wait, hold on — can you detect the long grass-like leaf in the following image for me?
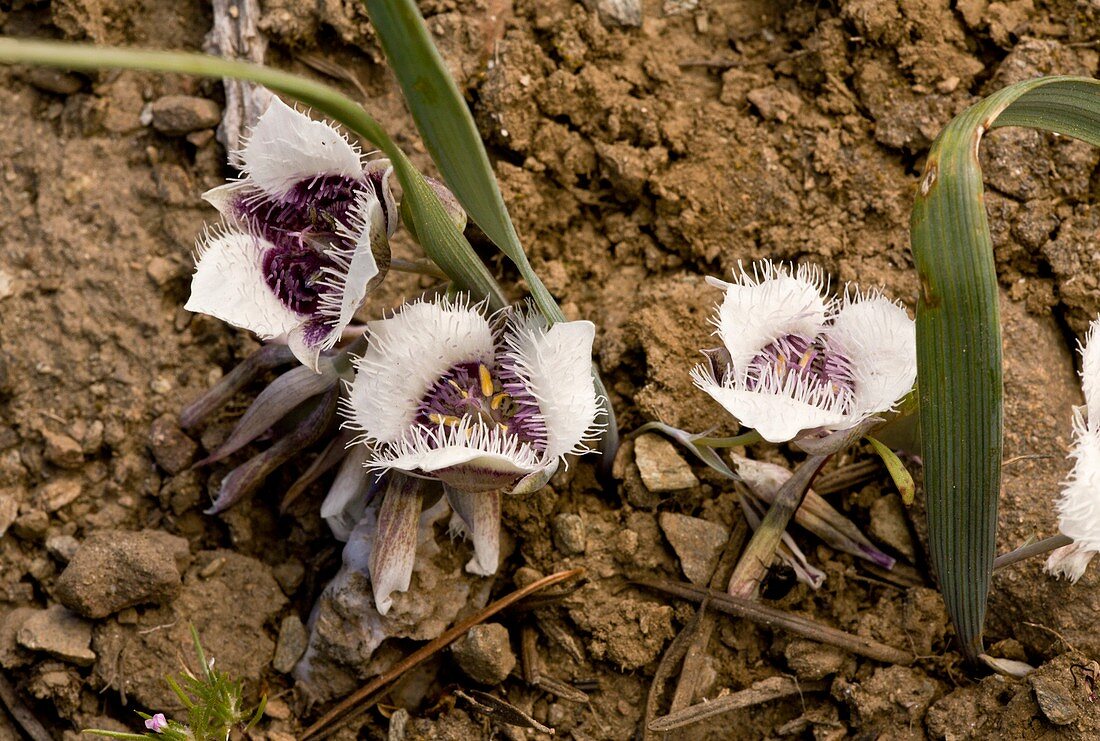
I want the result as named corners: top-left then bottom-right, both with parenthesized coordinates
top-left (911, 75), bottom-right (1100, 662)
top-left (360, 0), bottom-right (620, 466)
top-left (0, 38), bottom-right (506, 308)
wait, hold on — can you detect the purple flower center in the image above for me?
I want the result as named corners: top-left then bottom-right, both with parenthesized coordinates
top-left (417, 360), bottom-right (546, 449)
top-left (746, 334), bottom-right (856, 405)
top-left (235, 174), bottom-right (379, 315)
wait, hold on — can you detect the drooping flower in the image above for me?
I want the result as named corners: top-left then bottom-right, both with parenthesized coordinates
top-left (341, 295), bottom-right (603, 611)
top-left (185, 97), bottom-right (398, 372)
top-left (144, 713), bottom-right (168, 733)
top-left (1046, 317), bottom-right (1100, 583)
top-left (691, 260), bottom-right (916, 445)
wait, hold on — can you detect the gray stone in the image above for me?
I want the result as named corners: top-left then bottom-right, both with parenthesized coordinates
top-left (43, 431), bottom-right (83, 469)
top-left (784, 639), bottom-right (848, 680)
top-left (272, 559), bottom-right (305, 595)
top-left (658, 512), bottom-right (727, 585)
top-left (634, 434), bottom-right (698, 493)
top-left (45, 534), bottom-right (80, 563)
top-left (12, 510), bottom-right (49, 541)
top-left (869, 494), bottom-right (916, 561)
top-left (18, 68), bottom-right (83, 95)
top-left (451, 623), bottom-right (515, 685)
top-left (34, 478), bottom-right (83, 513)
top-left (585, 0), bottom-right (642, 27)
top-left (148, 95), bottom-right (222, 136)
top-left (273, 615), bottom-right (308, 674)
top-left (55, 530), bottom-right (187, 618)
top-left (0, 492), bottom-right (17, 538)
top-left (149, 415), bottom-right (198, 475)
top-left (1031, 674), bottom-right (1079, 725)
top-left (552, 513), bottom-right (586, 555)
top-left (17, 605), bottom-right (95, 667)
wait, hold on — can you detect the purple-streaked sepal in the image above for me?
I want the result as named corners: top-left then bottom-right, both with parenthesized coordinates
top-left (205, 385), bottom-right (338, 514)
top-left (738, 494), bottom-right (825, 590)
top-left (180, 344), bottom-right (296, 432)
top-left (444, 486), bottom-right (502, 577)
top-left (197, 363), bottom-right (338, 466)
top-left (369, 474), bottom-right (425, 615)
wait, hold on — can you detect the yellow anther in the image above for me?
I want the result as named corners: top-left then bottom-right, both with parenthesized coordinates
top-left (447, 379), bottom-right (469, 398)
top-left (490, 392), bottom-right (510, 410)
top-left (775, 354), bottom-right (787, 376)
top-left (798, 350), bottom-right (814, 369)
top-left (478, 364), bottom-right (495, 397)
top-left (429, 413), bottom-right (462, 427)
top-left (497, 422), bottom-right (509, 433)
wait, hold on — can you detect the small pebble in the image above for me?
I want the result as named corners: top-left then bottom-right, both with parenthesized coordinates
top-left (451, 623), bottom-right (516, 685)
top-left (784, 639), bottom-right (848, 680)
top-left (45, 534), bottom-right (80, 563)
top-left (148, 95), bottom-right (222, 136)
top-left (149, 414), bottom-right (198, 475)
top-left (634, 434), bottom-right (699, 492)
top-left (272, 615), bottom-right (308, 673)
top-left (869, 494), bottom-right (916, 561)
top-left (34, 479), bottom-right (83, 513)
top-left (587, 0), bottom-right (642, 27)
top-left (658, 512), bottom-right (727, 585)
top-left (43, 431), bottom-right (83, 469)
top-left (16, 605), bottom-right (96, 667)
top-left (552, 513), bottom-right (586, 555)
top-left (12, 510), bottom-right (50, 542)
top-left (273, 560), bottom-right (305, 595)
top-left (0, 492), bottom-right (18, 538)
top-left (1031, 674), bottom-right (1079, 725)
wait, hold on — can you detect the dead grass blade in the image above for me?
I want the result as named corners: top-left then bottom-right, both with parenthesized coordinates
top-left (649, 676), bottom-right (829, 732)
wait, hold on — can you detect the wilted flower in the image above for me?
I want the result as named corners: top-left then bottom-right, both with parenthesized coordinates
top-left (1046, 317), bottom-right (1100, 583)
top-left (185, 97), bottom-right (397, 371)
top-left (144, 713), bottom-right (168, 733)
top-left (691, 260), bottom-right (916, 445)
top-left (341, 295), bottom-right (602, 611)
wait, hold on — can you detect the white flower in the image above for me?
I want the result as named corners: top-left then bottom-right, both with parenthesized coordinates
top-left (185, 97), bottom-right (398, 372)
top-left (691, 260), bottom-right (916, 444)
top-left (1046, 317), bottom-right (1100, 583)
top-left (342, 295), bottom-right (603, 579)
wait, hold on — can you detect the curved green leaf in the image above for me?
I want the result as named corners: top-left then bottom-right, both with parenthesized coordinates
top-left (911, 75), bottom-right (1100, 662)
top-left (361, 0), bottom-right (620, 468)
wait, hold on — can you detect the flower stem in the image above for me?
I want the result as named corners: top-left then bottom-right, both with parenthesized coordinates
top-left (726, 453), bottom-right (830, 599)
top-left (694, 430), bottom-right (763, 448)
top-left (389, 257), bottom-right (449, 280)
top-left (992, 533), bottom-right (1072, 571)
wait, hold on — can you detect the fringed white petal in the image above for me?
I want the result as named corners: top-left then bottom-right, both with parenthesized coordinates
top-left (345, 296), bottom-right (495, 444)
top-left (691, 364), bottom-right (849, 443)
top-left (184, 228), bottom-right (304, 339)
top-left (445, 487), bottom-right (502, 576)
top-left (501, 313), bottom-right (603, 459)
top-left (239, 97), bottom-right (363, 198)
top-left (1054, 423), bottom-right (1100, 551)
top-left (1081, 317), bottom-right (1100, 424)
top-left (325, 191), bottom-right (384, 334)
top-left (827, 291), bottom-right (916, 419)
top-left (1045, 542), bottom-right (1096, 583)
top-left (709, 260), bottom-right (829, 374)
top-left (370, 417), bottom-right (542, 493)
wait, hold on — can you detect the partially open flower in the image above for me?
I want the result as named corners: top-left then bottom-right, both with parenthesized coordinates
top-left (343, 295), bottom-right (603, 584)
top-left (1046, 317), bottom-right (1100, 583)
top-left (185, 97), bottom-right (398, 371)
top-left (691, 260), bottom-right (916, 445)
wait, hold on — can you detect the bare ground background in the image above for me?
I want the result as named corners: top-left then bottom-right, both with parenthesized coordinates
top-left (1, 0), bottom-right (1100, 738)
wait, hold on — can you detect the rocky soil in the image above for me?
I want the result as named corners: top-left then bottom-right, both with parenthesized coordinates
top-left (1, 0), bottom-right (1099, 739)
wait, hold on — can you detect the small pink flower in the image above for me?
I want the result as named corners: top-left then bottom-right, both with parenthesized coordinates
top-left (144, 713), bottom-right (168, 733)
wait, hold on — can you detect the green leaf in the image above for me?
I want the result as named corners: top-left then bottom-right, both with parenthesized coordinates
top-left (865, 436), bottom-right (916, 506)
top-left (360, 0), bottom-right (619, 466)
top-left (911, 75), bottom-right (1100, 663)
